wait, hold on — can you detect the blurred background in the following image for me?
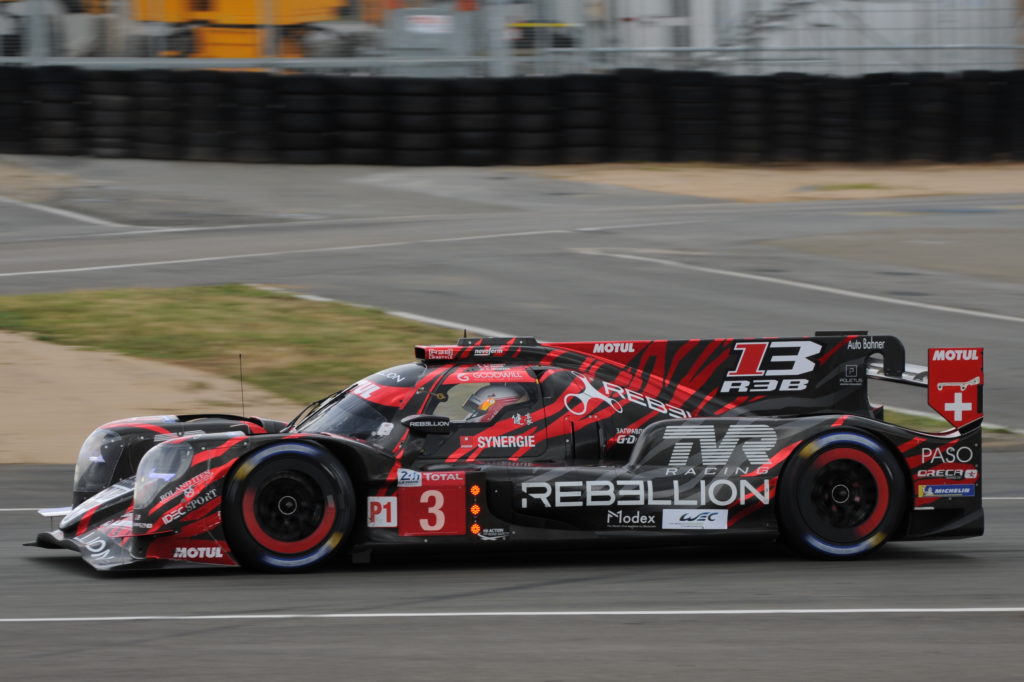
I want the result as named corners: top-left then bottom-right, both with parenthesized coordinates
top-left (1, 0), bottom-right (1021, 76)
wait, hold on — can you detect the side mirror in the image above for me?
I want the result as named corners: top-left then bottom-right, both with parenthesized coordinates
top-left (401, 414), bottom-right (452, 435)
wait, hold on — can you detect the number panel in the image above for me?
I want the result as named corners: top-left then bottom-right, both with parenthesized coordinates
top-left (397, 471), bottom-right (466, 536)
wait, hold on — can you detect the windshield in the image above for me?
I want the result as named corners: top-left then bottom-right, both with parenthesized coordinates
top-left (292, 392), bottom-right (397, 441)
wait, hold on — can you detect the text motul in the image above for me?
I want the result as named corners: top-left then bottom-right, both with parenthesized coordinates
top-left (932, 349), bottom-right (980, 361)
top-left (593, 342), bottom-right (636, 353)
top-left (173, 546), bottom-right (223, 559)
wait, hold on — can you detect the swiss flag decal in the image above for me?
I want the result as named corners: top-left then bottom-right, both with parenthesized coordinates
top-left (928, 348), bottom-right (983, 428)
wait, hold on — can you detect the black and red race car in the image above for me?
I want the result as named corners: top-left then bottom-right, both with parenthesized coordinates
top-left (33, 332), bottom-right (984, 571)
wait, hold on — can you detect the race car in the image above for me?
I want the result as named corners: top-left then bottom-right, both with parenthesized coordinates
top-left (33, 332), bottom-right (984, 571)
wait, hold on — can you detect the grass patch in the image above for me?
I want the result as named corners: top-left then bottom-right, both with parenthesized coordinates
top-left (884, 409), bottom-right (952, 433)
top-left (0, 285), bottom-right (461, 404)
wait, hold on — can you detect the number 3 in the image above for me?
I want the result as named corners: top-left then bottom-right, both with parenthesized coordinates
top-left (420, 489), bottom-right (445, 531)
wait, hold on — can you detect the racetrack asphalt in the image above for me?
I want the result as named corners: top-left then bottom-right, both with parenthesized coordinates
top-left (1, 156), bottom-right (1022, 680)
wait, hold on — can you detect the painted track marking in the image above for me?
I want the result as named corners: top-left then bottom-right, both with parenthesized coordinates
top-left (2, 607), bottom-right (1024, 624)
top-left (0, 229), bottom-right (568, 278)
top-left (0, 195), bottom-right (126, 228)
top-left (577, 249), bottom-right (1024, 325)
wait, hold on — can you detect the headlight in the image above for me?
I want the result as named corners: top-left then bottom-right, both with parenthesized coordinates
top-left (134, 440), bottom-right (194, 509)
top-left (73, 429), bottom-right (124, 497)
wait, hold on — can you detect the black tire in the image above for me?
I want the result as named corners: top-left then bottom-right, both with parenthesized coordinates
top-left (507, 147), bottom-right (555, 165)
top-left (561, 146), bottom-right (608, 163)
top-left (778, 431), bottom-right (907, 559)
top-left (223, 443), bottom-right (354, 572)
top-left (340, 94), bottom-right (387, 112)
top-left (338, 147), bottom-right (387, 165)
top-left (394, 114), bottom-right (445, 132)
top-left (136, 142), bottom-right (179, 159)
top-left (394, 132), bottom-right (445, 150)
top-left (231, 149), bottom-right (275, 163)
top-left (452, 130), bottom-right (499, 148)
top-left (392, 96), bottom-right (445, 115)
top-left (452, 96), bottom-right (501, 114)
top-left (36, 120), bottom-right (80, 137)
top-left (135, 80), bottom-right (178, 97)
top-left (184, 146), bottom-right (225, 162)
top-left (233, 89), bottom-right (273, 106)
top-left (281, 94), bottom-right (332, 112)
top-left (279, 131), bottom-right (329, 149)
top-left (281, 148), bottom-right (334, 164)
top-left (451, 147), bottom-right (502, 165)
top-left (335, 112), bottom-right (385, 130)
top-left (278, 75), bottom-right (330, 95)
top-left (338, 130), bottom-right (385, 147)
top-left (450, 113), bottom-right (502, 131)
top-left (138, 110), bottom-right (178, 127)
top-left (137, 126), bottom-right (177, 144)
top-left (32, 83), bottom-right (82, 102)
top-left (233, 120), bottom-right (275, 135)
top-left (91, 145), bottom-right (134, 159)
top-left (279, 112), bottom-right (332, 132)
top-left (89, 109), bottom-right (133, 126)
top-left (32, 102), bottom-right (77, 120)
top-left (563, 110), bottom-right (607, 128)
top-left (394, 149), bottom-right (447, 165)
top-left (33, 138), bottom-right (83, 155)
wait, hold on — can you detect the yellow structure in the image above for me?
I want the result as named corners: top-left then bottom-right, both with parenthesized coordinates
top-left (130, 0), bottom-right (343, 57)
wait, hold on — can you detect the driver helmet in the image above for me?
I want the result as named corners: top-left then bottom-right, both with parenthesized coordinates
top-left (463, 384), bottom-right (528, 422)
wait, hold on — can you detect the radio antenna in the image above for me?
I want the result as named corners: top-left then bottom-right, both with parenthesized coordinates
top-left (238, 353), bottom-right (246, 416)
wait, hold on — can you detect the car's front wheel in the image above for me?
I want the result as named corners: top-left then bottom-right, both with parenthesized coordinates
top-left (223, 443), bottom-right (354, 572)
top-left (778, 431), bottom-right (907, 559)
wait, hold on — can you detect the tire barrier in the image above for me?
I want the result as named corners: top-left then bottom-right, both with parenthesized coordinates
top-left (1, 66), bottom-right (1024, 165)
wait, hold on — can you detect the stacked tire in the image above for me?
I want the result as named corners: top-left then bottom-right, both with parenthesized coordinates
top-left (449, 77), bottom-right (505, 166)
top-left (180, 71), bottom-right (228, 162)
top-left (722, 75), bottom-right (769, 163)
top-left (664, 71), bottom-right (720, 163)
top-left (227, 71), bottom-right (277, 164)
top-left (277, 73), bottom-right (334, 164)
top-left (814, 76), bottom-right (860, 162)
top-left (84, 70), bottom-right (135, 159)
top-left (391, 77), bottom-right (448, 166)
top-left (903, 72), bottom-right (951, 162)
top-left (134, 70), bottom-right (182, 160)
top-left (335, 76), bottom-right (391, 165)
top-left (859, 72), bottom-right (905, 163)
top-left (505, 76), bottom-right (559, 165)
top-left (768, 72), bottom-right (813, 162)
top-left (954, 70), bottom-right (998, 162)
top-left (0, 66), bottom-right (30, 154)
top-left (1008, 71), bottom-right (1024, 161)
top-left (31, 66), bottom-right (84, 156)
top-left (559, 74), bottom-right (612, 164)
top-left (612, 69), bottom-right (665, 162)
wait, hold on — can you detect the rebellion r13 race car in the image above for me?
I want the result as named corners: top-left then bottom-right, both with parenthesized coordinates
top-left (33, 332), bottom-right (984, 571)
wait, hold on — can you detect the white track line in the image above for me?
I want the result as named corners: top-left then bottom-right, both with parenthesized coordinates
top-left (0, 229), bottom-right (570, 279)
top-left (250, 285), bottom-right (513, 339)
top-left (577, 249), bottom-right (1024, 325)
top-left (0, 195), bottom-right (126, 228)
top-left (2, 607), bottom-right (1023, 624)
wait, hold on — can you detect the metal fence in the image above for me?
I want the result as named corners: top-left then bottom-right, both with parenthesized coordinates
top-left (1, 0), bottom-right (1022, 75)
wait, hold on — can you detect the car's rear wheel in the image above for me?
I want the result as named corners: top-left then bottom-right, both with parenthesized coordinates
top-left (778, 431), bottom-right (906, 559)
top-left (223, 443), bottom-right (354, 572)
